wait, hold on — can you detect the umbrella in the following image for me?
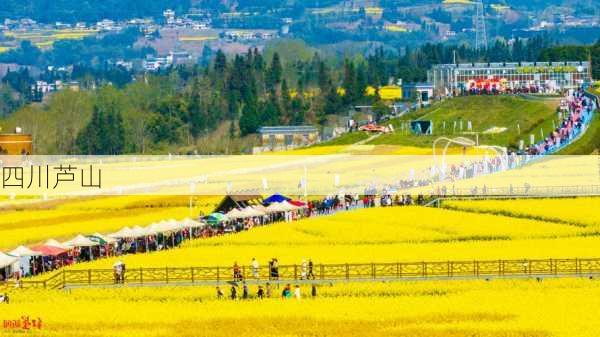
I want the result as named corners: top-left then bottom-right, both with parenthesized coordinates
top-left (63, 235), bottom-right (100, 248)
top-left (30, 245), bottom-right (68, 256)
top-left (0, 252), bottom-right (18, 269)
top-left (263, 193), bottom-right (290, 205)
top-left (9, 246), bottom-right (42, 257)
top-left (205, 213), bottom-right (228, 225)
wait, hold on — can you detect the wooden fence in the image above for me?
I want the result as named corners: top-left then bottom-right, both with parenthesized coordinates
top-left (18, 257), bottom-right (600, 290)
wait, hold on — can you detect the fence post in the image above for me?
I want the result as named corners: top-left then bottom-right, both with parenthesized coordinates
top-left (447, 261), bottom-right (451, 277)
top-left (345, 263), bottom-right (349, 280)
top-left (216, 266), bottom-right (220, 283)
top-left (422, 262), bottom-right (426, 278)
top-left (396, 262), bottom-right (400, 278)
top-left (371, 263), bottom-right (375, 279)
top-left (166, 267), bottom-right (169, 283)
top-left (320, 264), bottom-right (324, 280)
top-left (576, 258), bottom-right (580, 275)
top-left (140, 268), bottom-right (143, 284)
top-left (88, 269), bottom-right (91, 285)
top-left (191, 267), bottom-right (195, 283)
top-left (294, 264), bottom-right (298, 280)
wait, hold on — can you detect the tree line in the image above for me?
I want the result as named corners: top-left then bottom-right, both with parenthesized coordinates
top-left (2, 36), bottom-right (599, 154)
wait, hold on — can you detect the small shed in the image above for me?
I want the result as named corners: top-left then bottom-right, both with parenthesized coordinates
top-left (258, 126), bottom-right (319, 151)
top-left (402, 82), bottom-right (434, 103)
top-left (214, 195), bottom-right (264, 214)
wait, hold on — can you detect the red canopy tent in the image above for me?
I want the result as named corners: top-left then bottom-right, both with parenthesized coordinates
top-left (30, 245), bottom-right (68, 256)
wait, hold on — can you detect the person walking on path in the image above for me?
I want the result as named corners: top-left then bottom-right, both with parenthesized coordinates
top-left (307, 259), bottom-right (315, 280)
top-left (230, 285), bottom-right (237, 300)
top-left (301, 259), bottom-right (307, 280)
top-left (294, 285), bottom-right (301, 299)
top-left (257, 286), bottom-right (264, 299)
top-left (233, 261), bottom-right (243, 281)
top-left (266, 282), bottom-right (272, 298)
top-left (242, 282), bottom-right (249, 299)
top-left (216, 286), bottom-right (224, 299)
top-left (251, 258), bottom-right (260, 279)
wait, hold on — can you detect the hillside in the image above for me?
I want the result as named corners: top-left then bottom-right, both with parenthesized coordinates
top-left (306, 95), bottom-right (558, 154)
top-left (372, 95), bottom-right (558, 149)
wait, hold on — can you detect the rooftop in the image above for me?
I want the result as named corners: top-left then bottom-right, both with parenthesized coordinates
top-left (258, 126), bottom-right (319, 134)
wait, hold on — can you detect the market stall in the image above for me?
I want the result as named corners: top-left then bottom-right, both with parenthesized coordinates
top-left (63, 235), bottom-right (101, 261)
top-left (0, 252), bottom-right (18, 281)
top-left (8, 246), bottom-right (42, 276)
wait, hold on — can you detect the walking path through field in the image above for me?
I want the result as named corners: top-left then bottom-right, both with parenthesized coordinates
top-left (19, 257), bottom-right (600, 290)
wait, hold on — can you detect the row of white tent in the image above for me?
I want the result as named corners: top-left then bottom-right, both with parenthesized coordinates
top-left (108, 218), bottom-right (204, 239)
top-left (0, 218), bottom-right (205, 270)
top-left (1, 202), bottom-right (307, 271)
top-left (225, 201), bottom-right (304, 219)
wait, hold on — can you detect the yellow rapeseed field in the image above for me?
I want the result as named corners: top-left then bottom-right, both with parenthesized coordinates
top-left (2, 278), bottom-right (600, 336)
top-left (444, 197), bottom-right (600, 227)
top-left (45, 203), bottom-right (600, 273)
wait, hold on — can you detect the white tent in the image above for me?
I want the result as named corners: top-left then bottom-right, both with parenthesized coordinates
top-left (9, 246), bottom-right (42, 257)
top-left (131, 226), bottom-right (152, 238)
top-left (243, 206), bottom-right (265, 217)
top-left (45, 239), bottom-right (72, 250)
top-left (146, 220), bottom-right (179, 234)
top-left (8, 246), bottom-right (40, 276)
top-left (108, 227), bottom-right (137, 239)
top-left (0, 252), bottom-right (18, 269)
top-left (63, 235), bottom-right (100, 248)
top-left (181, 218), bottom-right (204, 228)
top-left (226, 208), bottom-right (247, 219)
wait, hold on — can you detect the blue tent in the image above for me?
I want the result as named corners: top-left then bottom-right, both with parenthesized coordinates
top-left (263, 193), bottom-right (290, 205)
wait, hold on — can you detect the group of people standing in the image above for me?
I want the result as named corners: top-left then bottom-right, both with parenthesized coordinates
top-left (233, 258), bottom-right (316, 281)
top-left (217, 282), bottom-right (317, 300)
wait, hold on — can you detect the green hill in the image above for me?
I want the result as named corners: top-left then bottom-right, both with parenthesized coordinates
top-left (368, 95), bottom-right (558, 149)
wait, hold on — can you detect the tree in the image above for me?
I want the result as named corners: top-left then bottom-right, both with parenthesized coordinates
top-left (342, 59), bottom-right (357, 105)
top-left (214, 49), bottom-right (227, 74)
top-left (239, 100), bottom-right (260, 136)
top-left (280, 79), bottom-right (292, 124)
top-left (266, 52), bottom-right (282, 91)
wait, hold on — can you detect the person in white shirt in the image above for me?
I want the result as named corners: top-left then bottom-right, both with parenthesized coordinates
top-left (251, 258), bottom-right (259, 279)
top-left (294, 285), bottom-right (301, 299)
